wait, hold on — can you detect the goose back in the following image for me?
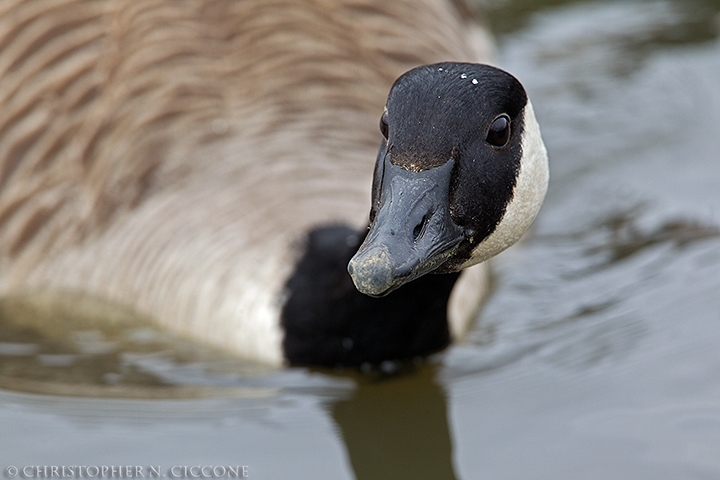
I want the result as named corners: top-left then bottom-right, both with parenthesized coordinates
top-left (0, 0), bottom-right (492, 365)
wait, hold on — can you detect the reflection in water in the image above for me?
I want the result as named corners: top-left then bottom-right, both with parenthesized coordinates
top-left (0, 288), bottom-right (457, 479)
top-left (331, 363), bottom-right (456, 480)
top-left (484, 0), bottom-right (720, 44)
top-left (587, 215), bottom-right (720, 264)
top-left (0, 292), bottom-right (275, 398)
top-left (534, 212), bottom-right (720, 276)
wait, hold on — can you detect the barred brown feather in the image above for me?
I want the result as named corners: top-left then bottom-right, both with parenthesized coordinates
top-left (0, 0), bottom-right (490, 364)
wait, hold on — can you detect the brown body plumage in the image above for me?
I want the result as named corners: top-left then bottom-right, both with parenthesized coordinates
top-left (0, 0), bottom-right (491, 364)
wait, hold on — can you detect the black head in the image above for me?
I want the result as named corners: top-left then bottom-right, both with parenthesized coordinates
top-left (348, 62), bottom-right (548, 297)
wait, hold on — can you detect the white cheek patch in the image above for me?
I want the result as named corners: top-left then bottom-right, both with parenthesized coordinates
top-left (459, 100), bottom-right (549, 268)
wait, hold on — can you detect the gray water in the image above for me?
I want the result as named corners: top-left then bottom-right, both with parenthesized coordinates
top-left (2, 0), bottom-right (720, 478)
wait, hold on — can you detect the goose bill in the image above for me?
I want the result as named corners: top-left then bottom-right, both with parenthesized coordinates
top-left (348, 158), bottom-right (466, 297)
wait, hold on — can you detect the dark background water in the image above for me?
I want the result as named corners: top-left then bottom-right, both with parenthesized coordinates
top-left (2, 1), bottom-right (720, 478)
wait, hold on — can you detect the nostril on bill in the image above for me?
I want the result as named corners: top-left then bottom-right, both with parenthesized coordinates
top-left (412, 213), bottom-right (431, 242)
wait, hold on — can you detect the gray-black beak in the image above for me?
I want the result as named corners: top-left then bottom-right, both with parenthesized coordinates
top-left (348, 157), bottom-right (466, 297)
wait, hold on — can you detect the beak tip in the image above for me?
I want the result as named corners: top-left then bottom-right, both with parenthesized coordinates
top-left (347, 246), bottom-right (395, 297)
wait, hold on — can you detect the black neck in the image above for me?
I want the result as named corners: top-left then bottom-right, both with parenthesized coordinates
top-left (281, 225), bottom-right (459, 367)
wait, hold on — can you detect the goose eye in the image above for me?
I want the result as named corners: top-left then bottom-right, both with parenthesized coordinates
top-left (486, 114), bottom-right (510, 147)
top-left (379, 109), bottom-right (389, 139)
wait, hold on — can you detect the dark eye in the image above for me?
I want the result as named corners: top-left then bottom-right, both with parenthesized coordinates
top-left (486, 114), bottom-right (511, 147)
top-left (379, 108), bottom-right (389, 139)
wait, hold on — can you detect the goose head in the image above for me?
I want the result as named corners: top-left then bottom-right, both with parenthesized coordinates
top-left (348, 62), bottom-right (549, 297)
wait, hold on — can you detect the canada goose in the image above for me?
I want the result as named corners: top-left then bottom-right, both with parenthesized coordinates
top-left (0, 0), bottom-right (547, 367)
